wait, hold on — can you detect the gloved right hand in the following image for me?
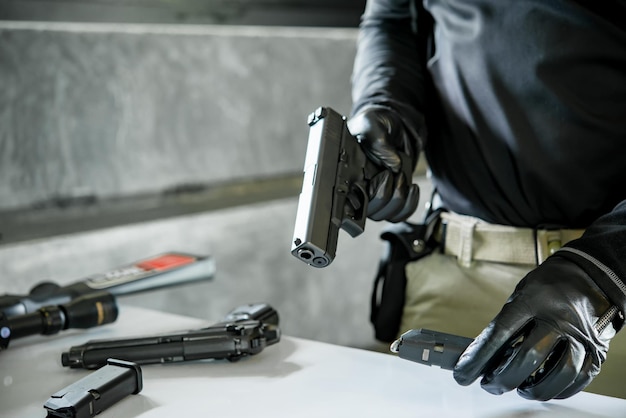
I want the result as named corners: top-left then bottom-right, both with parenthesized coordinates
top-left (453, 254), bottom-right (621, 401)
top-left (347, 107), bottom-right (421, 222)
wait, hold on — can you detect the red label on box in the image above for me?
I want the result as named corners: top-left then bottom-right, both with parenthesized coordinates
top-left (136, 254), bottom-right (196, 271)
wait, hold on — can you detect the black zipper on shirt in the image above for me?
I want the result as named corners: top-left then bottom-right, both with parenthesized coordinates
top-left (558, 247), bottom-right (625, 332)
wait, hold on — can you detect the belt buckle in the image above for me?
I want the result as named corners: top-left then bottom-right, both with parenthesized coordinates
top-left (535, 229), bottom-right (563, 264)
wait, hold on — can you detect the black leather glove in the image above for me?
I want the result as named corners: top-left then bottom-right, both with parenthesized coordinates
top-left (453, 254), bottom-right (621, 401)
top-left (347, 107), bottom-right (420, 223)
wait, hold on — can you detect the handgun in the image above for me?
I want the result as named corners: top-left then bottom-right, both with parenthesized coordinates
top-left (0, 291), bottom-right (118, 350)
top-left (0, 252), bottom-right (215, 318)
top-left (61, 303), bottom-right (281, 369)
top-left (291, 107), bottom-right (377, 268)
top-left (390, 328), bottom-right (473, 370)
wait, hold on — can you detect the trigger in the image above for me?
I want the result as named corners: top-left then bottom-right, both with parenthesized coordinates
top-left (340, 185), bottom-right (368, 238)
top-left (346, 191), bottom-right (362, 211)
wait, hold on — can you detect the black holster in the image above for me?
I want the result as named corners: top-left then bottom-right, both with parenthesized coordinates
top-left (370, 209), bottom-right (443, 342)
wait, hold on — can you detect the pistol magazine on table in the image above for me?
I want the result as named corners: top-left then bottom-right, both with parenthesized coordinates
top-left (61, 303), bottom-right (281, 369)
top-left (390, 328), bottom-right (473, 370)
top-left (44, 359), bottom-right (142, 418)
top-left (291, 106), bottom-right (377, 268)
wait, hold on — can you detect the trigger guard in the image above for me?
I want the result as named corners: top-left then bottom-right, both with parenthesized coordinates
top-left (341, 182), bottom-right (369, 237)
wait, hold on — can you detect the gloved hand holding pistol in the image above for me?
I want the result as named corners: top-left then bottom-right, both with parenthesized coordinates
top-left (453, 254), bottom-right (622, 401)
top-left (347, 106), bottom-right (422, 223)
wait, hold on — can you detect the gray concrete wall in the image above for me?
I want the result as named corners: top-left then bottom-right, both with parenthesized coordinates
top-left (0, 21), bottom-right (417, 350)
top-left (0, 0), bottom-right (364, 27)
top-left (0, 22), bottom-right (356, 210)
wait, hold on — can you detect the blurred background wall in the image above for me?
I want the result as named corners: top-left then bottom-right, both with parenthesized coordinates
top-left (0, 0), bottom-right (365, 27)
top-left (0, 0), bottom-right (430, 350)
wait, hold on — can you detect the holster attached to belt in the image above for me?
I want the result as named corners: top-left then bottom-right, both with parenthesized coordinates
top-left (370, 209), bottom-right (444, 342)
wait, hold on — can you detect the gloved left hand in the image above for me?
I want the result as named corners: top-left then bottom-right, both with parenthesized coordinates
top-left (453, 254), bottom-right (621, 401)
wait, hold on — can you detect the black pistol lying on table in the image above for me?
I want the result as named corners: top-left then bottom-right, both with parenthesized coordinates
top-left (61, 303), bottom-right (281, 369)
top-left (291, 107), bottom-right (378, 268)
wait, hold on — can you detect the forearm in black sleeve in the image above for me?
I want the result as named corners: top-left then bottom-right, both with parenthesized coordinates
top-left (351, 0), bottom-right (428, 147)
top-left (556, 200), bottom-right (626, 321)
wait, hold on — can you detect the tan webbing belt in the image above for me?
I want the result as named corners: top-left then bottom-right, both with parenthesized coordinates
top-left (437, 212), bottom-right (585, 267)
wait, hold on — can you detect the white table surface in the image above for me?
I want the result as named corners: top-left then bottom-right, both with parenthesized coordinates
top-left (2, 305), bottom-right (625, 418)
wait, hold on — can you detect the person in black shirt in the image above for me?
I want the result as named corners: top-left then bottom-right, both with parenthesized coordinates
top-left (348, 0), bottom-right (626, 400)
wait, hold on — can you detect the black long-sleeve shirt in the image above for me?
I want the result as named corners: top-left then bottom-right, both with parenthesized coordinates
top-left (351, 0), bottom-right (626, 314)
